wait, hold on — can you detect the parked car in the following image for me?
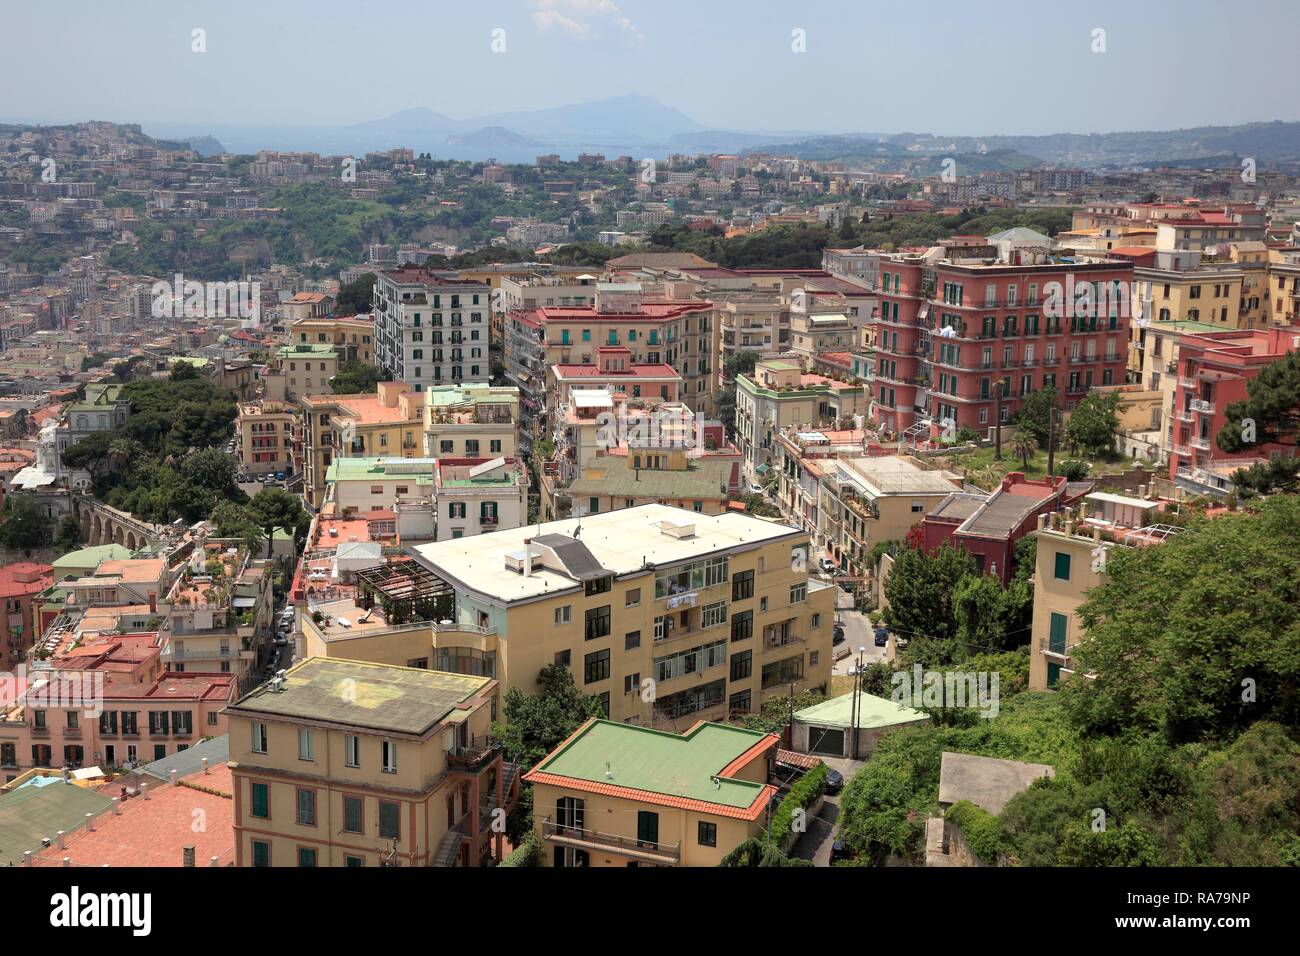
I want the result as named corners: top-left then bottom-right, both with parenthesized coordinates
top-left (833, 631), bottom-right (846, 646)
top-left (833, 623), bottom-right (845, 640)
top-left (874, 627), bottom-right (889, 647)
top-left (829, 837), bottom-right (851, 864)
top-left (824, 768), bottom-right (844, 794)
top-left (747, 483), bottom-right (764, 496)
top-left (819, 557), bottom-right (838, 575)
top-left (838, 580), bottom-right (856, 594)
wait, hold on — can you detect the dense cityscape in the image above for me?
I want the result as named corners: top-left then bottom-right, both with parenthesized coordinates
top-left (0, 2), bottom-right (1294, 931)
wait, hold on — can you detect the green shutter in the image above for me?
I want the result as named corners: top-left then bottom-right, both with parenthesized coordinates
top-left (1054, 551), bottom-right (1071, 581)
top-left (1049, 612), bottom-right (1067, 654)
top-left (251, 782), bottom-right (268, 818)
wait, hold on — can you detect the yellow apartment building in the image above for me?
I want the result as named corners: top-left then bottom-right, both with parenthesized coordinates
top-left (288, 314), bottom-right (376, 366)
top-left (296, 506), bottom-right (835, 728)
top-left (275, 343), bottom-right (339, 401)
top-left (422, 382), bottom-right (519, 459)
top-left (226, 658), bottom-right (516, 867)
top-left (300, 381), bottom-right (427, 508)
top-left (524, 718), bottom-right (778, 867)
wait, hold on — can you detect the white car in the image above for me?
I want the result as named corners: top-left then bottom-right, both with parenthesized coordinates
top-left (747, 483), bottom-right (765, 496)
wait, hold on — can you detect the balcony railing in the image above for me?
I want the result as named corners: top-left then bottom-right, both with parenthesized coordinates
top-left (1190, 399), bottom-right (1213, 414)
top-left (1190, 435), bottom-right (1211, 451)
top-left (542, 818), bottom-right (681, 865)
top-left (446, 734), bottom-right (502, 773)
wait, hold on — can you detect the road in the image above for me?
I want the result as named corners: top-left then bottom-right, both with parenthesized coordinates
top-left (826, 579), bottom-right (887, 673)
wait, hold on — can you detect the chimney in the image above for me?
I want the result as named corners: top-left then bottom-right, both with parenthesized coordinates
top-left (85, 812), bottom-right (94, 832)
top-left (141, 783), bottom-right (150, 800)
top-left (183, 845), bottom-right (195, 867)
top-left (55, 830), bottom-right (65, 849)
top-left (22, 851), bottom-right (31, 867)
top-left (62, 857), bottom-right (71, 867)
top-left (148, 591), bottom-right (157, 613)
top-left (1137, 483), bottom-right (1146, 499)
top-left (169, 768), bottom-right (177, 786)
top-left (201, 756), bottom-right (209, 775)
top-left (210, 855), bottom-right (220, 867)
top-left (112, 797), bottom-right (120, 815)
top-left (523, 538), bottom-right (533, 576)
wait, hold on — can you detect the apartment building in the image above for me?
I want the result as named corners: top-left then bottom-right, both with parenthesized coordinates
top-left (323, 457), bottom-right (435, 539)
top-left (422, 383), bottom-right (519, 460)
top-left (432, 457), bottom-right (528, 541)
top-left (270, 343), bottom-right (339, 402)
top-left (226, 658), bottom-right (515, 867)
top-left (525, 718), bottom-right (779, 867)
top-left (408, 504), bottom-right (836, 728)
top-left (373, 267), bottom-right (492, 390)
top-left (161, 541), bottom-right (275, 691)
top-left (300, 382), bottom-right (426, 509)
top-left (287, 314), bottom-right (375, 366)
top-left (1168, 325), bottom-right (1300, 485)
top-left (0, 562), bottom-right (53, 670)
top-left (735, 359), bottom-right (868, 484)
top-left (787, 288), bottom-right (857, 365)
top-left (1029, 496), bottom-right (1179, 690)
top-left (867, 247), bottom-right (1133, 436)
top-left (548, 346), bottom-right (684, 409)
top-left (504, 288), bottom-right (716, 438)
top-left (235, 401), bottom-right (296, 476)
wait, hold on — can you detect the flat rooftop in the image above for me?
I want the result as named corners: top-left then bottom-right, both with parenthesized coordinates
top-left (839, 456), bottom-right (962, 497)
top-left (0, 779), bottom-right (115, 866)
top-left (228, 658), bottom-right (491, 736)
top-left (412, 504), bottom-right (803, 603)
top-left (937, 751), bottom-right (1055, 815)
top-left (525, 719), bottom-right (776, 816)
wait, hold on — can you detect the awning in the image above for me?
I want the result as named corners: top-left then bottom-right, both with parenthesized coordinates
top-left (755, 463), bottom-right (771, 475)
top-left (231, 596), bottom-right (256, 608)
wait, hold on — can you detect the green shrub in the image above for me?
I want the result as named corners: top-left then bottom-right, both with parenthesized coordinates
top-left (498, 831), bottom-right (544, 868)
top-left (769, 764), bottom-right (829, 843)
top-left (945, 799), bottom-right (1003, 863)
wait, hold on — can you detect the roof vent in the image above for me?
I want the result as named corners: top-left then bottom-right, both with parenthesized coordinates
top-left (658, 518), bottom-right (696, 539)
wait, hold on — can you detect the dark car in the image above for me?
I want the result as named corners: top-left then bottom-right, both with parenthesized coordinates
top-left (832, 623), bottom-right (845, 642)
top-left (838, 580), bottom-right (856, 594)
top-left (833, 631), bottom-right (846, 646)
top-left (874, 626), bottom-right (889, 647)
top-left (824, 768), bottom-right (844, 794)
top-left (829, 837), bottom-right (851, 864)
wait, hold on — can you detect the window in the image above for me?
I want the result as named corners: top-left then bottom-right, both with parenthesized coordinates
top-left (252, 841), bottom-right (270, 867)
top-left (251, 721), bottom-right (267, 754)
top-left (625, 630), bottom-right (641, 650)
top-left (789, 583), bottom-right (807, 604)
top-left (297, 787), bottom-right (316, 826)
top-left (554, 649), bottom-right (571, 668)
top-left (623, 672), bottom-right (641, 695)
top-left (731, 570), bottom-right (754, 601)
top-left (584, 605), bottom-right (611, 641)
top-left (811, 613), bottom-right (822, 629)
top-left (698, 821), bottom-right (717, 847)
top-left (729, 689), bottom-right (752, 715)
top-left (730, 609), bottom-right (753, 642)
top-left (345, 856), bottom-right (364, 867)
top-left (730, 649), bottom-right (752, 681)
top-left (554, 605), bottom-right (572, 626)
top-left (298, 847), bottom-right (317, 867)
top-left (381, 740), bottom-right (398, 774)
top-left (1054, 551), bottom-right (1072, 581)
top-left (345, 734), bottom-right (360, 768)
top-left (701, 600), bottom-right (728, 629)
top-left (343, 795), bottom-right (364, 833)
top-left (637, 811), bottom-right (659, 848)
top-left (625, 588), bottom-right (641, 607)
top-left (298, 728), bottom-right (314, 762)
top-left (584, 575), bottom-right (612, 596)
top-left (584, 648), bottom-right (611, 684)
top-left (250, 782), bottom-right (269, 819)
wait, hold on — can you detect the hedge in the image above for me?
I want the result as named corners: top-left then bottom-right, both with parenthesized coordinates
top-left (769, 764), bottom-right (829, 843)
top-left (945, 799), bottom-right (1003, 863)
top-left (499, 831), bottom-right (544, 868)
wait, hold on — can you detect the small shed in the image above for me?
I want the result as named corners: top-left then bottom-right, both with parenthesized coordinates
top-left (792, 692), bottom-right (929, 760)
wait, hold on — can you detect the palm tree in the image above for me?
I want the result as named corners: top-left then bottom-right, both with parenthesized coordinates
top-left (968, 465), bottom-right (1003, 492)
top-left (1011, 433), bottom-right (1039, 470)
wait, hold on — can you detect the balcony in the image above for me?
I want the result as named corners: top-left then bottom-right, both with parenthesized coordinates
top-left (542, 818), bottom-right (681, 866)
top-left (1190, 399), bottom-right (1213, 414)
top-left (1190, 435), bottom-right (1211, 451)
top-left (1174, 409), bottom-right (1194, 423)
top-left (1178, 377), bottom-right (1198, 389)
top-left (446, 734), bottom-right (502, 774)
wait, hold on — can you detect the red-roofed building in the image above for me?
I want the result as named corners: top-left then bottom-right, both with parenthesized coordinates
top-left (0, 562), bottom-right (53, 670)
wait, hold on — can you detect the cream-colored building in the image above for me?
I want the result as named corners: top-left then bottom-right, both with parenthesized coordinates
top-left (235, 400), bottom-right (297, 476)
top-left (422, 383), bottom-right (519, 460)
top-left (227, 658), bottom-right (515, 867)
top-left (525, 718), bottom-right (778, 867)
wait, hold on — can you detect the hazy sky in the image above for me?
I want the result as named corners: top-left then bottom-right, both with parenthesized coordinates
top-left (3, 0), bottom-right (1297, 136)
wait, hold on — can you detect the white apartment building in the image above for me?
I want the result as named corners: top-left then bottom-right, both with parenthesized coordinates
top-left (373, 267), bottom-right (492, 391)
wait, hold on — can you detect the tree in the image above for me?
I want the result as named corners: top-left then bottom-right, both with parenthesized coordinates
top-left (60, 432), bottom-right (116, 480)
top-left (1064, 392), bottom-right (1120, 457)
top-left (882, 543), bottom-right (977, 645)
top-left (55, 513), bottom-right (82, 553)
top-left (336, 272), bottom-right (377, 315)
top-left (1230, 456), bottom-right (1300, 497)
top-left (1013, 386), bottom-right (1058, 447)
top-left (0, 494), bottom-right (52, 550)
top-left (495, 664), bottom-right (605, 771)
top-left (210, 500), bottom-right (266, 552)
top-left (1063, 496), bottom-right (1300, 743)
top-left (1011, 432), bottom-right (1038, 469)
top-left (1217, 351), bottom-right (1300, 454)
top-left (181, 448), bottom-right (243, 499)
top-left (330, 360), bottom-right (387, 395)
top-left (717, 837), bottom-right (813, 867)
top-left (248, 487), bottom-right (306, 559)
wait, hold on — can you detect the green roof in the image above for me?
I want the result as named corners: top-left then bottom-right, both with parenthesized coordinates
top-left (228, 658), bottom-right (492, 736)
top-left (425, 384), bottom-right (519, 407)
top-left (277, 343), bottom-right (337, 357)
top-left (51, 544), bottom-right (133, 575)
top-left (567, 456), bottom-right (731, 500)
top-left (0, 780), bottom-right (115, 866)
top-left (794, 691), bottom-right (929, 730)
top-left (533, 719), bottom-right (770, 809)
top-left (1148, 318), bottom-right (1227, 334)
top-left (325, 457), bottom-right (436, 484)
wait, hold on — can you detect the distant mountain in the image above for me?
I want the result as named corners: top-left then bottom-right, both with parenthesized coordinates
top-left (447, 126), bottom-right (538, 148)
top-left (474, 94), bottom-right (703, 143)
top-left (181, 135), bottom-right (226, 157)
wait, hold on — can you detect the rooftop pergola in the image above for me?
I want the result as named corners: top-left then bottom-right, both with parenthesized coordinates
top-left (354, 561), bottom-right (455, 625)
